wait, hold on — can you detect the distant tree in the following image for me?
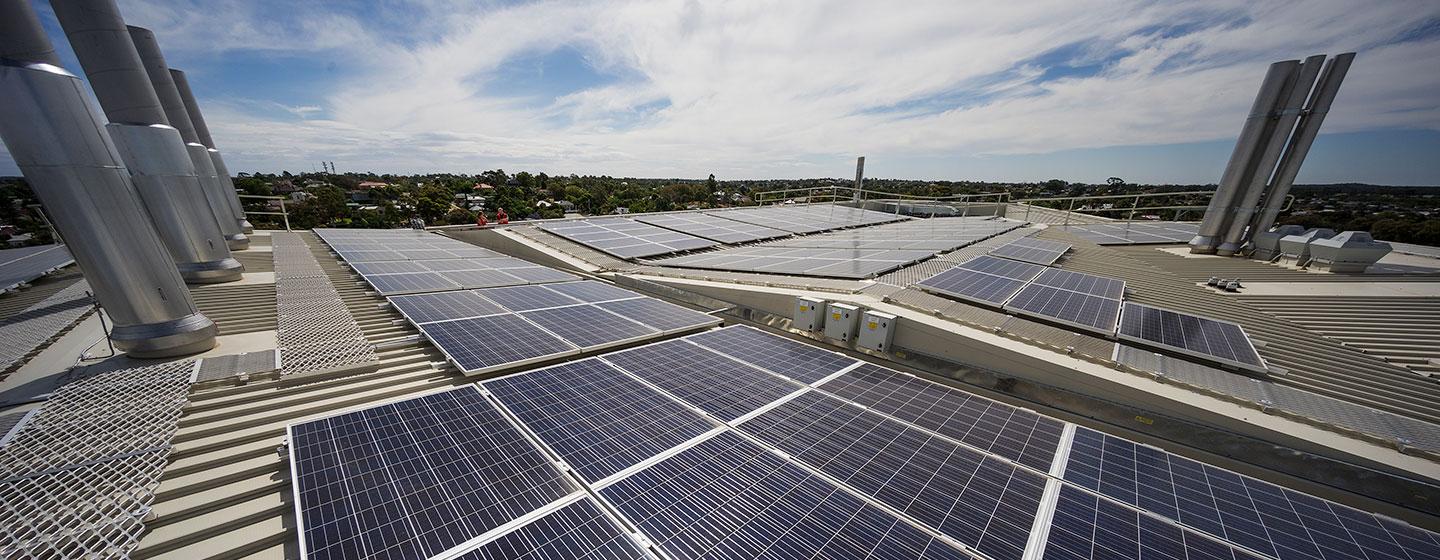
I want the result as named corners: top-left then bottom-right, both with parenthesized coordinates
top-left (515, 171), bottom-right (535, 190)
top-left (705, 174), bottom-right (717, 197)
top-left (415, 186), bottom-right (452, 222)
top-left (1107, 177), bottom-right (1126, 187)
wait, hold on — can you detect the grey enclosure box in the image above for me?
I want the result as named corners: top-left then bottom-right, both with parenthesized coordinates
top-left (793, 296), bottom-right (826, 331)
top-left (857, 310), bottom-right (897, 352)
top-left (823, 302), bottom-right (860, 342)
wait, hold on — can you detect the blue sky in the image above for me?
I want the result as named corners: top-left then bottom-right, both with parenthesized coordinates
top-left (3, 0), bottom-right (1439, 184)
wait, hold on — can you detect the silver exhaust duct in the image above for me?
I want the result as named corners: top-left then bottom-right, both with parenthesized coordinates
top-left (1187, 60), bottom-right (1297, 254)
top-left (1250, 53), bottom-right (1355, 237)
top-left (47, 0), bottom-right (242, 283)
top-left (1215, 55), bottom-right (1325, 256)
top-left (0, 0), bottom-right (216, 357)
top-left (170, 69), bottom-right (255, 234)
top-left (120, 29), bottom-right (250, 251)
top-left (852, 156), bottom-right (865, 202)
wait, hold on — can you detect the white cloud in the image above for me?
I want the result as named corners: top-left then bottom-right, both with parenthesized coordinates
top-left (11, 0), bottom-right (1440, 181)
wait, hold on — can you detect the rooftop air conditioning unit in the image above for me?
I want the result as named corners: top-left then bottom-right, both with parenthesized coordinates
top-left (1277, 228), bottom-right (1335, 265)
top-left (1307, 231), bottom-right (1391, 273)
top-left (1251, 224), bottom-right (1305, 261)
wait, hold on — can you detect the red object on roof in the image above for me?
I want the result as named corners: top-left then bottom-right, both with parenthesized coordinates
top-left (476, 213), bottom-right (487, 227)
top-left (496, 207), bottom-right (509, 225)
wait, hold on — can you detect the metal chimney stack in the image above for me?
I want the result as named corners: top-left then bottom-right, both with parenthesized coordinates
top-left (1249, 53), bottom-right (1355, 237)
top-left (1216, 55), bottom-right (1324, 256)
top-left (126, 27), bottom-right (251, 252)
top-left (48, 0), bottom-right (242, 283)
top-left (1188, 60), bottom-right (1297, 254)
top-left (852, 156), bottom-right (865, 202)
top-left (0, 0), bottom-right (217, 356)
top-left (171, 69), bottom-right (255, 235)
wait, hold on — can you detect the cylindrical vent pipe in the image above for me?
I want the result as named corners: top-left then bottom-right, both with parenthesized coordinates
top-left (0, 0), bottom-right (216, 357)
top-left (120, 31), bottom-right (249, 250)
top-left (1188, 60), bottom-right (1298, 254)
top-left (48, 0), bottom-right (242, 283)
top-left (1251, 53), bottom-right (1355, 236)
top-left (1216, 55), bottom-right (1325, 256)
top-left (852, 156), bottom-right (865, 202)
top-left (171, 69), bottom-right (255, 234)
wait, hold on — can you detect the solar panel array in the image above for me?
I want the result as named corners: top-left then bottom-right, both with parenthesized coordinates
top-left (315, 228), bottom-right (503, 262)
top-left (1118, 302), bottom-right (1267, 372)
top-left (537, 217), bottom-right (719, 258)
top-left (989, 237), bottom-right (1073, 266)
top-left (633, 212), bottom-right (791, 243)
top-left (763, 217), bottom-right (1022, 251)
top-left (391, 280), bottom-right (720, 374)
top-left (0, 244), bottom-right (74, 292)
top-left (1055, 222), bottom-right (1201, 245)
top-left (650, 246), bottom-right (938, 279)
top-left (289, 325), bottom-right (1439, 560)
top-left (705, 204), bottom-right (907, 234)
top-left (1004, 267), bottom-right (1125, 335)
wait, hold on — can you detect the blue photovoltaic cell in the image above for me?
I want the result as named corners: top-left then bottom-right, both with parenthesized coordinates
top-left (350, 261), bottom-right (428, 275)
top-left (957, 255), bottom-right (1049, 280)
top-left (1063, 427), bottom-right (1440, 560)
top-left (519, 305), bottom-right (658, 349)
top-left (819, 364), bottom-right (1064, 472)
top-left (485, 359), bottom-right (715, 482)
top-left (917, 266), bottom-right (1032, 305)
top-left (389, 291), bottom-right (507, 323)
top-left (601, 339), bottom-right (800, 421)
top-left (478, 284), bottom-right (584, 312)
top-left (1030, 268), bottom-right (1126, 299)
top-left (1004, 284), bottom-right (1122, 334)
top-left (454, 498), bottom-right (648, 560)
top-left (420, 314), bottom-right (575, 372)
top-left (600, 431), bottom-right (968, 560)
top-left (593, 298), bottom-right (720, 332)
top-left (989, 237), bottom-right (1071, 266)
top-left (686, 325), bottom-right (858, 384)
top-left (366, 273), bottom-right (459, 295)
top-left (1118, 303), bottom-right (1265, 370)
top-left (289, 388), bottom-right (576, 560)
top-left (1045, 485), bottom-right (1265, 560)
top-left (542, 280), bottom-right (643, 303)
top-left (739, 391), bottom-right (1046, 560)
top-left (503, 267), bottom-right (580, 283)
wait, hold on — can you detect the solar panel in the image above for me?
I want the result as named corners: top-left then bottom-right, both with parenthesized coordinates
top-left (365, 272), bottom-right (461, 295)
top-left (1030, 268), bottom-right (1126, 299)
top-left (453, 497), bottom-right (648, 560)
top-left (1055, 222), bottom-right (1201, 245)
top-left (763, 217), bottom-right (1023, 251)
top-left (419, 314), bottom-right (577, 373)
top-left (389, 290), bottom-right (506, 323)
top-left (819, 363), bottom-right (1064, 471)
top-left (600, 339), bottom-right (801, 421)
top-left (989, 237), bottom-right (1071, 266)
top-left (0, 244), bottom-right (74, 292)
top-left (288, 387), bottom-right (576, 560)
top-left (537, 218), bottom-right (720, 258)
top-left (599, 430), bottom-right (969, 559)
top-left (739, 390), bottom-right (1047, 560)
top-left (316, 228), bottom-right (506, 264)
top-left (350, 260), bottom-right (428, 275)
top-left (1117, 303), bottom-right (1266, 372)
top-left (518, 305), bottom-right (659, 348)
top-left (351, 254), bottom-right (576, 295)
top-left (502, 266), bottom-right (580, 283)
top-left (542, 280), bottom-right (643, 303)
top-left (687, 325), bottom-right (858, 384)
top-left (1044, 485), bottom-right (1265, 560)
top-left (634, 213), bottom-right (791, 243)
top-left (650, 246), bottom-right (934, 279)
top-left (440, 269), bottom-right (528, 287)
top-left (957, 255), bottom-right (1049, 279)
top-left (917, 266), bottom-right (1033, 306)
top-left (592, 298), bottom-right (719, 332)
top-left (484, 358), bottom-right (716, 482)
top-left (1004, 284), bottom-right (1123, 335)
top-left (1062, 427), bottom-right (1438, 560)
top-left (705, 205), bottom-right (908, 235)
top-left (478, 284), bottom-right (584, 312)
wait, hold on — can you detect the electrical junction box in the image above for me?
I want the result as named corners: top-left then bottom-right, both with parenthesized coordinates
top-left (857, 310), bottom-right (897, 352)
top-left (793, 296), bottom-right (826, 332)
top-left (823, 302), bottom-right (860, 342)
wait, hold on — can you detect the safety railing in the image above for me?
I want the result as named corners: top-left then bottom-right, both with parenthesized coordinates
top-left (238, 194), bottom-right (291, 231)
top-left (1012, 190), bottom-right (1294, 225)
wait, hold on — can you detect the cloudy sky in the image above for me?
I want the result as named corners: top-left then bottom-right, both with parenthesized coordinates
top-left (6, 0), bottom-right (1440, 184)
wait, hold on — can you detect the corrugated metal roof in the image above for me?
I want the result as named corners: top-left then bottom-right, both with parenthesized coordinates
top-left (1035, 229), bottom-right (1440, 425)
top-left (1108, 243), bottom-right (1439, 282)
top-left (1240, 295), bottom-right (1440, 378)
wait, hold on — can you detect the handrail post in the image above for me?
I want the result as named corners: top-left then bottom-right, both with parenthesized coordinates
top-left (1065, 198), bottom-right (1075, 225)
top-left (280, 199), bottom-right (290, 231)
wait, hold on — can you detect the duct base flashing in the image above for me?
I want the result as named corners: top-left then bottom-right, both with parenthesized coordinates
top-left (110, 312), bottom-right (217, 358)
top-left (1188, 234), bottom-right (1221, 254)
top-left (176, 257), bottom-right (244, 284)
